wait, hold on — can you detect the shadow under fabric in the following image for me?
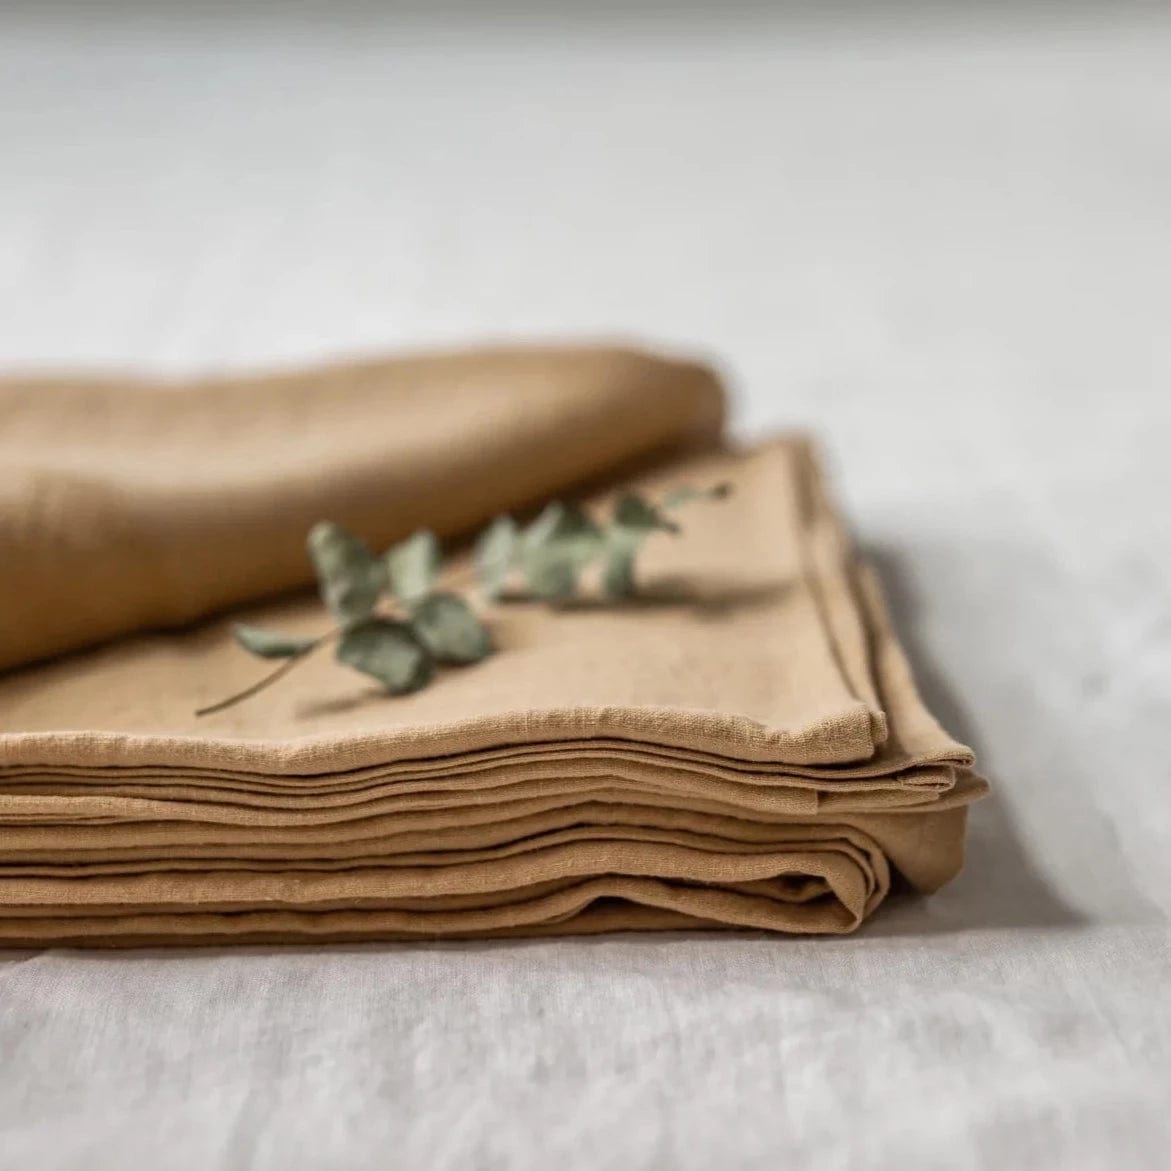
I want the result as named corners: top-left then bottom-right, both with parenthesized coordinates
top-left (0, 344), bottom-right (986, 945)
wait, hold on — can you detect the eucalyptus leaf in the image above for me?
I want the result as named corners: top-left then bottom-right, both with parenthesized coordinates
top-left (663, 482), bottom-right (732, 509)
top-left (600, 545), bottom-right (638, 599)
top-left (524, 501), bottom-right (604, 563)
top-left (519, 501), bottom-right (604, 600)
top-left (385, 529), bottom-right (441, 604)
top-left (410, 592), bottom-right (492, 664)
top-left (232, 623), bottom-right (318, 659)
top-left (307, 521), bottom-right (386, 627)
top-left (611, 493), bottom-right (680, 534)
top-left (598, 493), bottom-right (678, 599)
top-left (475, 514), bottom-right (518, 600)
top-left (522, 556), bottom-right (580, 601)
top-left (336, 620), bottom-right (433, 694)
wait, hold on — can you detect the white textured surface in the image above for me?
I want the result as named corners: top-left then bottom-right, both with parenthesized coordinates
top-left (1, 4), bottom-right (1170, 1168)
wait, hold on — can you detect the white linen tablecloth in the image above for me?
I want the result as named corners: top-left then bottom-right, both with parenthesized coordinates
top-left (1, 4), bottom-right (1169, 1167)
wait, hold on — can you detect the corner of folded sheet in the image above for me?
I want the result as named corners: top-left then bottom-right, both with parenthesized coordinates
top-left (944, 769), bottom-right (991, 808)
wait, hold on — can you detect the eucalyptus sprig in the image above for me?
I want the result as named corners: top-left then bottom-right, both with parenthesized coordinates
top-left (195, 481), bottom-right (729, 716)
top-left (476, 481), bottom-right (730, 602)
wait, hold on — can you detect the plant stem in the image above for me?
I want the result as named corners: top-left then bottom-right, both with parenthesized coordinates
top-left (195, 630), bottom-right (336, 717)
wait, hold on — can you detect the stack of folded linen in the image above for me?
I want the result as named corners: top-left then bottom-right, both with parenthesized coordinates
top-left (0, 346), bottom-right (984, 946)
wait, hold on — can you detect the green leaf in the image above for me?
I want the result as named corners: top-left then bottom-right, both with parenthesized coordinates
top-left (600, 545), bottom-right (638, 598)
top-left (524, 502), bottom-right (605, 562)
top-left (474, 515), bottom-right (518, 601)
top-left (232, 623), bottom-right (318, 659)
top-left (410, 592), bottom-right (492, 664)
top-left (519, 502), bottom-right (604, 600)
top-left (612, 493), bottom-right (680, 534)
top-left (523, 557), bottom-right (579, 601)
top-left (307, 521), bottom-right (386, 627)
top-left (385, 529), bottom-right (441, 604)
top-left (336, 620), bottom-right (433, 694)
top-left (599, 493), bottom-right (679, 599)
top-left (662, 482), bottom-right (733, 509)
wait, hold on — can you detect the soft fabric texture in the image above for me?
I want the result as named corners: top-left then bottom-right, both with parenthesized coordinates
top-left (0, 373), bottom-right (985, 944)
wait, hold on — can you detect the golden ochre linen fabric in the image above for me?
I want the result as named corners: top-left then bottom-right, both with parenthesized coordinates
top-left (0, 348), bottom-right (984, 945)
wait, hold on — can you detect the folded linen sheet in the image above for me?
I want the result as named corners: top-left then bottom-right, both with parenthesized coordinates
top-left (0, 349), bottom-right (986, 946)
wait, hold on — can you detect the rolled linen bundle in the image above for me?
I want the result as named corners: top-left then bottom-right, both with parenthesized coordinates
top-left (0, 350), bottom-right (984, 945)
top-left (0, 345), bottom-right (724, 671)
